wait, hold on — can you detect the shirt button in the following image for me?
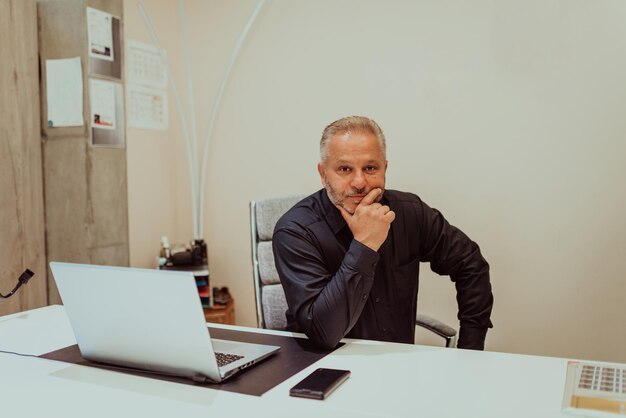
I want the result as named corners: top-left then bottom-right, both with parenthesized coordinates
top-left (382, 327), bottom-right (387, 332)
top-left (362, 295), bottom-right (367, 301)
top-left (375, 297), bottom-right (380, 303)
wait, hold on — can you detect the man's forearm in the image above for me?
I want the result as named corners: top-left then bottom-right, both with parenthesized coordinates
top-left (275, 233), bottom-right (379, 349)
top-left (452, 254), bottom-right (493, 347)
top-left (300, 258), bottom-right (375, 348)
top-left (458, 326), bottom-right (488, 350)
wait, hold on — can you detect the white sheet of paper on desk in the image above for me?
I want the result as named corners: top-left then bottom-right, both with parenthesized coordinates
top-left (562, 361), bottom-right (626, 417)
top-left (46, 58), bottom-right (84, 128)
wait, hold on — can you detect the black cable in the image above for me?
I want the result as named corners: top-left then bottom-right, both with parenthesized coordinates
top-left (0, 269), bottom-right (34, 298)
top-left (0, 349), bottom-right (39, 358)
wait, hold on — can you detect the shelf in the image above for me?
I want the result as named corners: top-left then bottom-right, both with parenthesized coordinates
top-left (204, 299), bottom-right (235, 325)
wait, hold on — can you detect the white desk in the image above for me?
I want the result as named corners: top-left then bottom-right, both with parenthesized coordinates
top-left (0, 306), bottom-right (578, 417)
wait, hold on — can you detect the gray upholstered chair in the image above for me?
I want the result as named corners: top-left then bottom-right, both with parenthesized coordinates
top-left (250, 196), bottom-right (458, 348)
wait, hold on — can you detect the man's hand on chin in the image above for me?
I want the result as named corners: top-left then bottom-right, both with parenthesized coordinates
top-left (336, 188), bottom-right (395, 251)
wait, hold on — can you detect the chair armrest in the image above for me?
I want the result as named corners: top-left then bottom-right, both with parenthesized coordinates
top-left (416, 314), bottom-right (457, 348)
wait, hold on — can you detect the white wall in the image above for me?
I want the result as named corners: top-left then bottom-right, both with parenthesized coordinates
top-left (125, 0), bottom-right (626, 362)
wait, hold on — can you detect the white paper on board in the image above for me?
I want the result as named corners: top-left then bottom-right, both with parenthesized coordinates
top-left (90, 78), bottom-right (116, 130)
top-left (46, 57), bottom-right (84, 127)
top-left (87, 7), bottom-right (114, 62)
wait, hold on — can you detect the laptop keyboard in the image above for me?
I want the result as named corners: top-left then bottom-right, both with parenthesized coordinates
top-left (215, 352), bottom-right (244, 367)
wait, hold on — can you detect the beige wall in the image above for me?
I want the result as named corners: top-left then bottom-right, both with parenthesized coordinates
top-left (124, 0), bottom-right (190, 266)
top-left (124, 0), bottom-right (626, 362)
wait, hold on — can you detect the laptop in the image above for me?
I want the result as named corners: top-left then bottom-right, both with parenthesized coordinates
top-left (49, 262), bottom-right (280, 383)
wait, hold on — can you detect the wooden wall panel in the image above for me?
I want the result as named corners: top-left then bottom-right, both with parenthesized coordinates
top-left (0, 0), bottom-right (47, 315)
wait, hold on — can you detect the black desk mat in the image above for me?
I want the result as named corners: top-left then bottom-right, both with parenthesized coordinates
top-left (40, 327), bottom-right (341, 396)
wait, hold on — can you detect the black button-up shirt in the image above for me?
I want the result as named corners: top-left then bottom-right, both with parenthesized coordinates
top-left (273, 189), bottom-right (493, 350)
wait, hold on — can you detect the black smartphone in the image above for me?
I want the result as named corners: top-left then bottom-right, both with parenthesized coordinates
top-left (289, 368), bottom-right (351, 400)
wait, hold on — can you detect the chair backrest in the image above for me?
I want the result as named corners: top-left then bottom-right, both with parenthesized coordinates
top-left (250, 196), bottom-right (303, 329)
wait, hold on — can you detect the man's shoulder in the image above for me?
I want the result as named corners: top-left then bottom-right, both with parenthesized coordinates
top-left (274, 190), bottom-right (326, 232)
top-left (384, 189), bottom-right (423, 206)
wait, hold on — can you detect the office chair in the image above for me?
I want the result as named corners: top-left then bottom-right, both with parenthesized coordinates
top-left (250, 196), bottom-right (458, 348)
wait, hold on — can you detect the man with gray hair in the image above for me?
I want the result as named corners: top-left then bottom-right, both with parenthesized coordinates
top-left (273, 115), bottom-right (493, 350)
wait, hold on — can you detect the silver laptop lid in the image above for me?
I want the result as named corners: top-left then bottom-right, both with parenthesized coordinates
top-left (50, 262), bottom-right (223, 382)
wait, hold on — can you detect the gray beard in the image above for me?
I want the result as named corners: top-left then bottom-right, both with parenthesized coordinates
top-left (323, 180), bottom-right (347, 211)
top-left (323, 179), bottom-right (384, 215)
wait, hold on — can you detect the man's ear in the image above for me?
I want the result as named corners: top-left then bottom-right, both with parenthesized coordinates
top-left (317, 162), bottom-right (326, 184)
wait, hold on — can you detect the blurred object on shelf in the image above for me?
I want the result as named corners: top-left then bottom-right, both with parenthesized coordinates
top-left (212, 286), bottom-right (231, 305)
top-left (158, 236), bottom-right (210, 306)
top-left (158, 236), bottom-right (207, 268)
